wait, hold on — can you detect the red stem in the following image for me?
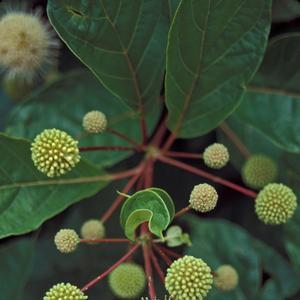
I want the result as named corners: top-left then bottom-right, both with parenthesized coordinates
top-left (158, 155), bottom-right (257, 198)
top-left (152, 114), bottom-right (168, 147)
top-left (111, 166), bottom-right (142, 181)
top-left (79, 146), bottom-right (138, 152)
top-left (219, 122), bottom-right (251, 159)
top-left (101, 167), bottom-right (144, 223)
top-left (157, 245), bottom-right (181, 259)
top-left (107, 128), bottom-right (141, 147)
top-left (165, 151), bottom-right (202, 159)
top-left (80, 242), bottom-right (140, 292)
top-left (152, 244), bottom-right (172, 266)
top-left (80, 238), bottom-right (129, 244)
top-left (174, 205), bottom-right (191, 218)
top-left (149, 249), bottom-right (165, 283)
top-left (162, 131), bottom-right (177, 151)
top-left (144, 158), bottom-right (154, 188)
top-left (140, 107), bottom-right (148, 145)
top-left (142, 243), bottom-right (156, 300)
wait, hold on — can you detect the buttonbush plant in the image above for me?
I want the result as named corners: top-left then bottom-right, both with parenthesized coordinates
top-left (1, 0), bottom-right (300, 299)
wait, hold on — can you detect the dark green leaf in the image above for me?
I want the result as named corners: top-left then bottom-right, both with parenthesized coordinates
top-left (165, 0), bottom-right (272, 138)
top-left (236, 35), bottom-right (300, 153)
top-left (0, 236), bottom-right (36, 299)
top-left (272, 0), bottom-right (300, 23)
top-left (0, 134), bottom-right (109, 238)
top-left (6, 71), bottom-right (160, 167)
top-left (47, 0), bottom-right (168, 110)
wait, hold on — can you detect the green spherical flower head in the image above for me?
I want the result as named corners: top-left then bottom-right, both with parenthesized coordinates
top-left (109, 262), bottom-right (146, 299)
top-left (80, 219), bottom-right (105, 240)
top-left (203, 143), bottom-right (229, 169)
top-left (165, 255), bottom-right (213, 299)
top-left (214, 265), bottom-right (239, 291)
top-left (189, 183), bottom-right (218, 213)
top-left (54, 229), bottom-right (80, 253)
top-left (255, 183), bottom-right (297, 225)
top-left (31, 128), bottom-right (80, 177)
top-left (43, 282), bottom-right (88, 300)
top-left (242, 154), bottom-right (278, 190)
top-left (83, 110), bottom-right (107, 134)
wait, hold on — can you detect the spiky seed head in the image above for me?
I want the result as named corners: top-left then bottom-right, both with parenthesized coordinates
top-left (255, 183), bottom-right (297, 225)
top-left (80, 219), bottom-right (105, 240)
top-left (31, 128), bottom-right (80, 177)
top-left (214, 265), bottom-right (239, 291)
top-left (54, 229), bottom-right (80, 254)
top-left (165, 255), bottom-right (213, 299)
top-left (189, 183), bottom-right (218, 213)
top-left (242, 154), bottom-right (278, 190)
top-left (82, 110), bottom-right (107, 134)
top-left (109, 262), bottom-right (146, 299)
top-left (2, 75), bottom-right (35, 101)
top-left (0, 11), bottom-right (58, 81)
top-left (203, 143), bottom-right (229, 169)
top-left (43, 282), bottom-right (88, 300)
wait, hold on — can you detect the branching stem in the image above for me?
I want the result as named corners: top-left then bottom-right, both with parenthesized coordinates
top-left (158, 155), bottom-right (257, 198)
top-left (80, 242), bottom-right (140, 292)
top-left (219, 122), bottom-right (251, 159)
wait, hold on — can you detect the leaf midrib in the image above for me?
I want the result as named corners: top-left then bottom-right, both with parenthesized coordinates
top-left (0, 174), bottom-right (111, 191)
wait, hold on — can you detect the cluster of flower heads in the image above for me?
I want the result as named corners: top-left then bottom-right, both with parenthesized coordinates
top-left (0, 8), bottom-right (59, 81)
top-left (54, 219), bottom-right (106, 254)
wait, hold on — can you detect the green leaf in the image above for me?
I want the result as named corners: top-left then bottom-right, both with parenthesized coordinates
top-left (165, 0), bottom-right (272, 138)
top-left (260, 280), bottom-right (284, 300)
top-left (0, 236), bottom-right (36, 299)
top-left (235, 34), bottom-right (300, 153)
top-left (272, 0), bottom-right (300, 23)
top-left (47, 0), bottom-right (168, 110)
top-left (6, 71), bottom-right (160, 167)
top-left (253, 239), bottom-right (300, 297)
top-left (0, 133), bottom-right (109, 239)
top-left (185, 216), bottom-right (299, 299)
top-left (120, 188), bottom-right (174, 241)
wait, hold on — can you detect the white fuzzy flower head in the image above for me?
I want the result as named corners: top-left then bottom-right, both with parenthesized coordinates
top-left (0, 10), bottom-right (59, 81)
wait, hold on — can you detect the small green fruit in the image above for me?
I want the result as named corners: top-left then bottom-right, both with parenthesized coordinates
top-left (214, 265), bottom-right (239, 291)
top-left (82, 110), bottom-right (107, 134)
top-left (189, 183), bottom-right (218, 213)
top-left (165, 255), bottom-right (213, 299)
top-left (242, 154), bottom-right (277, 189)
top-left (31, 128), bottom-right (80, 177)
top-left (43, 282), bottom-right (87, 300)
top-left (203, 143), bottom-right (229, 169)
top-left (54, 229), bottom-right (80, 254)
top-left (2, 76), bottom-right (34, 101)
top-left (80, 219), bottom-right (105, 240)
top-left (255, 183), bottom-right (297, 224)
top-left (109, 262), bottom-right (146, 299)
